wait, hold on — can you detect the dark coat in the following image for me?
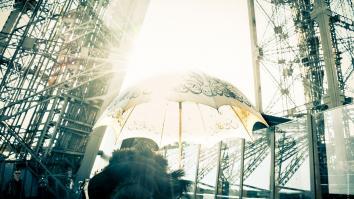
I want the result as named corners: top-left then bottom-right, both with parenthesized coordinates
top-left (88, 149), bottom-right (190, 199)
top-left (2, 179), bottom-right (25, 199)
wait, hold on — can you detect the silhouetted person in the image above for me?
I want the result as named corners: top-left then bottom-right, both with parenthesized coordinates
top-left (2, 169), bottom-right (25, 199)
top-left (37, 175), bottom-right (49, 199)
top-left (88, 138), bottom-right (190, 199)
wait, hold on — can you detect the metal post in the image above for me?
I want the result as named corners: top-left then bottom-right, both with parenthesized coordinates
top-left (311, 0), bottom-right (343, 108)
top-left (44, 97), bottom-right (69, 156)
top-left (215, 142), bottom-right (223, 199)
top-left (75, 126), bottom-right (108, 183)
top-left (36, 97), bottom-right (60, 154)
top-left (247, 0), bottom-right (262, 112)
top-left (178, 102), bottom-right (183, 169)
top-left (0, 155), bottom-right (5, 188)
top-left (269, 127), bottom-right (277, 199)
top-left (239, 139), bottom-right (245, 199)
top-left (0, 9), bottom-right (21, 54)
top-left (307, 113), bottom-right (322, 199)
top-left (194, 144), bottom-right (201, 199)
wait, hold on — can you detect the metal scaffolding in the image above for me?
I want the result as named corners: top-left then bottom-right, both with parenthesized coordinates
top-left (249, 0), bottom-right (353, 115)
top-left (245, 0), bottom-right (353, 198)
top-left (0, 0), bottom-right (120, 197)
top-left (0, 0), bottom-right (352, 198)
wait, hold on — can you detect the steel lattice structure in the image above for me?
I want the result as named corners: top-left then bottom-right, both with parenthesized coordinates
top-left (253, 0), bottom-right (353, 115)
top-left (166, 0), bottom-right (353, 197)
top-left (0, 0), bottom-right (352, 198)
top-left (245, 0), bottom-right (352, 196)
top-left (0, 0), bottom-right (121, 197)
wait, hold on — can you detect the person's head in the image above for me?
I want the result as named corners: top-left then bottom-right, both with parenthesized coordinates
top-left (120, 137), bottom-right (159, 151)
top-left (13, 169), bottom-right (21, 181)
top-left (88, 148), bottom-right (190, 199)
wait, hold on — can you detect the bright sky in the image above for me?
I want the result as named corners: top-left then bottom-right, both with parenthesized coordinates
top-left (122, 0), bottom-right (256, 104)
top-left (0, 0), bottom-right (257, 106)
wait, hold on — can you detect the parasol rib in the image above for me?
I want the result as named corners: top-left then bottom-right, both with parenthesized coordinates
top-left (159, 101), bottom-right (168, 147)
top-left (197, 103), bottom-right (208, 133)
top-left (116, 106), bottom-right (136, 144)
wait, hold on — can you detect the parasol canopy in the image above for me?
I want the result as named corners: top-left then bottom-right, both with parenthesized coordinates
top-left (104, 72), bottom-right (268, 148)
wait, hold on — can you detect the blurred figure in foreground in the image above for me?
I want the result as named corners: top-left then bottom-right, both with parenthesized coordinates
top-left (88, 138), bottom-right (190, 199)
top-left (2, 169), bottom-right (25, 199)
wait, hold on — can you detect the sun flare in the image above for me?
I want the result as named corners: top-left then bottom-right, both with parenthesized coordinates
top-left (120, 0), bottom-right (256, 105)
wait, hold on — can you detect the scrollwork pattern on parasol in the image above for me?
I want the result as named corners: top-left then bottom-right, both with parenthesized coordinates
top-left (175, 73), bottom-right (252, 107)
top-left (107, 89), bottom-right (151, 115)
top-left (107, 72), bottom-right (253, 116)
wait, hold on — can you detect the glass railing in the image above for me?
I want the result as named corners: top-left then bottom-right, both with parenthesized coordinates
top-left (242, 129), bottom-right (270, 199)
top-left (274, 117), bottom-right (311, 198)
top-left (316, 104), bottom-right (354, 197)
top-left (161, 103), bottom-right (354, 198)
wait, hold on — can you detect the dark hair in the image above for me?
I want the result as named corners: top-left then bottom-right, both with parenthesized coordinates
top-left (88, 149), bottom-right (190, 199)
top-left (120, 137), bottom-right (159, 151)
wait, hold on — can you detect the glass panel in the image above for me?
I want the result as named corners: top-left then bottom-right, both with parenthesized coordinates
top-left (181, 143), bottom-right (199, 196)
top-left (243, 129), bottom-right (270, 199)
top-left (275, 117), bottom-right (311, 198)
top-left (163, 143), bottom-right (200, 197)
top-left (318, 104), bottom-right (354, 197)
top-left (195, 143), bottom-right (220, 198)
top-left (164, 143), bottom-right (181, 172)
top-left (163, 142), bottom-right (220, 198)
top-left (216, 139), bottom-right (242, 198)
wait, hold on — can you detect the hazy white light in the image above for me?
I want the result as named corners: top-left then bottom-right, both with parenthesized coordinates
top-left (122, 0), bottom-right (255, 104)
